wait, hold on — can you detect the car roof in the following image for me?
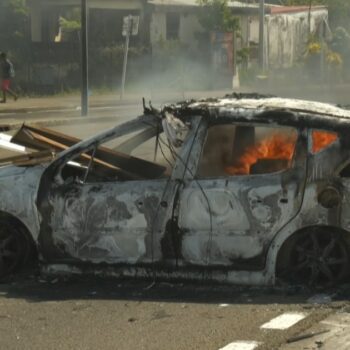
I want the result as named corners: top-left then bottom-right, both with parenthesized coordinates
top-left (166, 94), bottom-right (350, 131)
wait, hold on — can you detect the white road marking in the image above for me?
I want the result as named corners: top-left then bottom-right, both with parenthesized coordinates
top-left (260, 312), bottom-right (307, 330)
top-left (0, 133), bottom-right (11, 142)
top-left (0, 133), bottom-right (26, 152)
top-left (218, 341), bottom-right (261, 350)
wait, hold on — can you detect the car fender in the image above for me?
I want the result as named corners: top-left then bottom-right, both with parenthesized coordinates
top-left (0, 165), bottom-right (44, 242)
top-left (264, 183), bottom-right (340, 284)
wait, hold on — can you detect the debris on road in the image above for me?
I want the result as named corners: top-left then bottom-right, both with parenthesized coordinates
top-left (286, 329), bottom-right (330, 343)
top-left (307, 294), bottom-right (333, 305)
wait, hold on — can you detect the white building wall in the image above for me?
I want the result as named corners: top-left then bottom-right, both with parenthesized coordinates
top-left (239, 16), bottom-right (249, 46)
top-left (150, 12), bottom-right (167, 43)
top-left (150, 11), bottom-right (203, 46)
top-left (249, 17), bottom-right (259, 44)
top-left (88, 0), bottom-right (143, 10)
top-left (30, 0), bottom-right (143, 9)
top-left (179, 13), bottom-right (203, 46)
top-left (265, 9), bottom-right (328, 68)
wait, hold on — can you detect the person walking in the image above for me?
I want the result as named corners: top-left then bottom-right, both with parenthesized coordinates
top-left (0, 52), bottom-right (18, 103)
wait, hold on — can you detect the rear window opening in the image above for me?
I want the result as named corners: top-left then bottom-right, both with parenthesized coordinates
top-left (312, 130), bottom-right (338, 153)
top-left (197, 124), bottom-right (298, 177)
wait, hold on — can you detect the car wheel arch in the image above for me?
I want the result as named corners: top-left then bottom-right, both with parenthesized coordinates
top-left (0, 210), bottom-right (38, 256)
top-left (272, 225), bottom-right (350, 285)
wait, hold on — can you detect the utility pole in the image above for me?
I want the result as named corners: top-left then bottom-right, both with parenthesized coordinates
top-left (120, 15), bottom-right (139, 100)
top-left (81, 0), bottom-right (89, 116)
top-left (120, 15), bottom-right (131, 100)
top-left (308, 0), bottom-right (312, 34)
top-left (259, 0), bottom-right (265, 71)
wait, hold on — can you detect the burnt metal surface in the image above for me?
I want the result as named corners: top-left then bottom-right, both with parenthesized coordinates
top-left (1, 95), bottom-right (350, 286)
top-left (163, 96), bottom-right (350, 134)
top-left (177, 128), bottom-right (307, 268)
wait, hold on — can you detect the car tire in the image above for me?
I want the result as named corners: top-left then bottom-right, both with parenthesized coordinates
top-left (0, 219), bottom-right (33, 279)
top-left (277, 227), bottom-right (350, 288)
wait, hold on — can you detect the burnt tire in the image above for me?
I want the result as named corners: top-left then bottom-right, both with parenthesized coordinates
top-left (0, 220), bottom-right (32, 279)
top-left (277, 228), bottom-right (350, 288)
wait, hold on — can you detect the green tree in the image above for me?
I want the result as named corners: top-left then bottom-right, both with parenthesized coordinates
top-left (0, 0), bottom-right (30, 91)
top-left (59, 7), bottom-right (81, 31)
top-left (0, 0), bottom-right (29, 51)
top-left (197, 0), bottom-right (240, 32)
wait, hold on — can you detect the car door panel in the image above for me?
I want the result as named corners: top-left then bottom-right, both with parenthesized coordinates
top-left (47, 179), bottom-right (170, 264)
top-left (36, 116), bottom-right (199, 266)
top-left (177, 123), bottom-right (307, 267)
top-left (178, 177), bottom-right (301, 265)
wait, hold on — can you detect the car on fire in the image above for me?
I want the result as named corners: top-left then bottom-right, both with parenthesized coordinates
top-left (1, 94), bottom-right (350, 288)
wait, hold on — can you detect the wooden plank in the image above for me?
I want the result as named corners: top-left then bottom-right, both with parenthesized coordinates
top-left (12, 125), bottom-right (166, 179)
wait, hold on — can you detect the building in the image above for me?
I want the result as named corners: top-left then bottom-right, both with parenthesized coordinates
top-left (27, 1), bottom-right (329, 66)
top-left (264, 5), bottom-right (329, 68)
top-left (27, 0), bottom-right (260, 48)
top-left (25, 0), bottom-right (329, 92)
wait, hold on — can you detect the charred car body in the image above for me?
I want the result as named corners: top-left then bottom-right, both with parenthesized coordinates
top-left (1, 94), bottom-right (350, 287)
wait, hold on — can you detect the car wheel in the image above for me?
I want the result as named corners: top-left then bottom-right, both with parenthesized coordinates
top-left (0, 221), bottom-right (29, 278)
top-left (278, 228), bottom-right (350, 288)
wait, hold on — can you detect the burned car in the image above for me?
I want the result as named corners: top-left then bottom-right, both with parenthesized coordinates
top-left (1, 94), bottom-right (350, 287)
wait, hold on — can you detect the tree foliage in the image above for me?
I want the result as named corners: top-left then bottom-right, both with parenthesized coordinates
top-left (197, 0), bottom-right (240, 32)
top-left (0, 0), bottom-right (29, 49)
top-left (59, 8), bottom-right (81, 32)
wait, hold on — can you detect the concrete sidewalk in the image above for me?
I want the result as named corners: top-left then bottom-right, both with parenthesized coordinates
top-left (1, 83), bottom-right (350, 116)
top-left (0, 90), bottom-right (232, 115)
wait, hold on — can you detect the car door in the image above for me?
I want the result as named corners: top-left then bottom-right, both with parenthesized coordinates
top-left (177, 120), bottom-right (308, 268)
top-left (36, 118), bottom-right (187, 265)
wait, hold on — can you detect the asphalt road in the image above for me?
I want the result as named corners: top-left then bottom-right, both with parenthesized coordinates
top-left (1, 276), bottom-right (348, 350)
top-left (0, 103), bottom-right (143, 130)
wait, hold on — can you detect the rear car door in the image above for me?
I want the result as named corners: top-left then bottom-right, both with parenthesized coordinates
top-left (177, 121), bottom-right (307, 268)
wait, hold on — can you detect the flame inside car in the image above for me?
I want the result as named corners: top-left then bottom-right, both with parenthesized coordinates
top-left (225, 133), bottom-right (297, 175)
top-left (225, 130), bottom-right (338, 175)
top-left (312, 130), bottom-right (338, 153)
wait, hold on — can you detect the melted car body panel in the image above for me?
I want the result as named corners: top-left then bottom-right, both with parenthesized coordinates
top-left (0, 165), bottom-right (44, 239)
top-left (48, 180), bottom-right (170, 263)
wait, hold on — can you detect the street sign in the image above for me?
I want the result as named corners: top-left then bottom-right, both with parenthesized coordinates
top-left (120, 15), bottom-right (139, 99)
top-left (122, 16), bottom-right (139, 37)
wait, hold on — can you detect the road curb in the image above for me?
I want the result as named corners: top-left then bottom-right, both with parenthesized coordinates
top-left (0, 101), bottom-right (142, 115)
top-left (0, 90), bottom-right (232, 116)
top-left (0, 114), bottom-right (123, 131)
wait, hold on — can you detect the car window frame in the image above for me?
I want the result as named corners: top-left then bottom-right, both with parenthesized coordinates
top-left (308, 128), bottom-right (340, 155)
top-left (194, 121), bottom-right (303, 180)
top-left (50, 118), bottom-right (192, 186)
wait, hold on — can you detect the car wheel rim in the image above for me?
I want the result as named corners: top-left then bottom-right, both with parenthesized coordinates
top-left (0, 227), bottom-right (22, 276)
top-left (290, 230), bottom-right (349, 287)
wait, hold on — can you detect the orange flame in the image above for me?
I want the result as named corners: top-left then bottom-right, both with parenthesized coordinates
top-left (225, 133), bottom-right (297, 175)
top-left (312, 131), bottom-right (338, 153)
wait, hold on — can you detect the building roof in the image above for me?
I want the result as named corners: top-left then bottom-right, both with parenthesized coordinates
top-left (147, 1), bottom-right (328, 17)
top-left (147, 0), bottom-right (259, 10)
top-left (268, 5), bottom-right (328, 15)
